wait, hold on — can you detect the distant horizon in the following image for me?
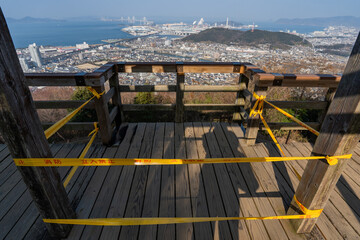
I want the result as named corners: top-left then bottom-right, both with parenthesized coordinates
top-left (5, 15), bottom-right (360, 25)
top-left (1, 0), bottom-right (360, 22)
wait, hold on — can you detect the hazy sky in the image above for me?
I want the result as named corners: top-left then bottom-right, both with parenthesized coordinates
top-left (1, 0), bottom-right (360, 22)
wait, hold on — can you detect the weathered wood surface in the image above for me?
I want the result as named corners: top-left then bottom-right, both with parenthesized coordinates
top-left (175, 66), bottom-right (185, 122)
top-left (121, 62), bottom-right (247, 73)
top-left (0, 9), bottom-right (74, 238)
top-left (253, 73), bottom-right (341, 88)
top-left (287, 32), bottom-right (360, 233)
top-left (34, 100), bottom-right (95, 109)
top-left (1, 123), bottom-right (360, 239)
top-left (108, 69), bottom-right (124, 127)
top-left (93, 85), bottom-right (112, 145)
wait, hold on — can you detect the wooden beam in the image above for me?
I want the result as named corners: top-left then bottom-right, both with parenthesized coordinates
top-left (263, 101), bottom-right (329, 110)
top-left (259, 122), bottom-right (320, 131)
top-left (109, 106), bottom-right (119, 123)
top-left (233, 67), bottom-right (246, 121)
top-left (175, 63), bottom-right (185, 122)
top-left (109, 64), bottom-right (124, 128)
top-left (103, 87), bottom-right (115, 104)
top-left (93, 84), bottom-right (112, 145)
top-left (318, 87), bottom-right (337, 125)
top-left (254, 73), bottom-right (341, 88)
top-left (121, 62), bottom-right (248, 73)
top-left (25, 73), bottom-right (104, 86)
top-left (287, 32), bottom-right (360, 233)
top-left (0, 8), bottom-right (75, 238)
top-left (34, 100), bottom-right (95, 109)
top-left (118, 85), bottom-right (243, 92)
top-left (185, 85), bottom-right (243, 92)
top-left (122, 104), bottom-right (175, 111)
top-left (184, 103), bottom-right (244, 111)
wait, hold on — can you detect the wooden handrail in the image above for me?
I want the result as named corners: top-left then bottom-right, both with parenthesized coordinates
top-left (25, 62), bottom-right (340, 138)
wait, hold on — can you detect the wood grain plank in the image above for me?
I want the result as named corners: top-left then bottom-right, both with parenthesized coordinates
top-left (220, 122), bottom-right (275, 240)
top-left (251, 143), bottom-right (314, 240)
top-left (199, 122), bottom-right (235, 240)
top-left (185, 122), bottom-right (213, 240)
top-left (119, 123), bottom-right (155, 240)
top-left (65, 145), bottom-right (108, 239)
top-left (157, 122), bottom-right (176, 240)
top-left (208, 122), bottom-right (269, 239)
top-left (174, 123), bottom-right (194, 240)
top-left (99, 123), bottom-right (139, 240)
top-left (138, 123), bottom-right (165, 240)
top-left (80, 146), bottom-right (121, 240)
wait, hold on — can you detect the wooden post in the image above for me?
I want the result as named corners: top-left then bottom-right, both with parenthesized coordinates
top-left (0, 8), bottom-right (75, 238)
top-left (233, 65), bottom-right (246, 121)
top-left (175, 63), bottom-right (185, 122)
top-left (245, 85), bottom-right (268, 145)
top-left (93, 83), bottom-right (112, 145)
top-left (109, 64), bottom-right (124, 128)
top-left (287, 32), bottom-right (360, 233)
top-left (318, 87), bottom-right (336, 126)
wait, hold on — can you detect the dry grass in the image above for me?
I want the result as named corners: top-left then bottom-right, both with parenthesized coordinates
top-left (32, 87), bottom-right (75, 122)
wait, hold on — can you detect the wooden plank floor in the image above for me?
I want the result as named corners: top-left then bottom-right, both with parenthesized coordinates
top-left (0, 122), bottom-right (359, 240)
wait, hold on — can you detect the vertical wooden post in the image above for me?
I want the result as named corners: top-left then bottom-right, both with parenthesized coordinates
top-left (245, 85), bottom-right (268, 145)
top-left (109, 63), bottom-right (124, 128)
top-left (318, 87), bottom-right (336, 126)
top-left (93, 82), bottom-right (112, 145)
top-left (233, 65), bottom-right (246, 121)
top-left (287, 32), bottom-right (360, 233)
top-left (175, 62), bottom-right (185, 122)
top-left (0, 8), bottom-right (75, 238)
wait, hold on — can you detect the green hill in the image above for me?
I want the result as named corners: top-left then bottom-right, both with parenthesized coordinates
top-left (182, 28), bottom-right (311, 49)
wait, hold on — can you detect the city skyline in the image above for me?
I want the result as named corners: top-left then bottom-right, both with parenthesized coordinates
top-left (1, 0), bottom-right (360, 22)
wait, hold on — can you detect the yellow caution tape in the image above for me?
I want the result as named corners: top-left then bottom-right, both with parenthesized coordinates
top-left (63, 123), bottom-right (99, 188)
top-left (249, 93), bottom-right (265, 118)
top-left (259, 114), bottom-right (286, 156)
top-left (252, 93), bottom-right (320, 136)
top-left (44, 88), bottom-right (104, 139)
top-left (13, 154), bottom-right (352, 167)
top-left (43, 214), bottom-right (320, 226)
top-left (86, 87), bottom-right (104, 99)
top-left (325, 156), bottom-right (338, 165)
top-left (294, 195), bottom-right (323, 217)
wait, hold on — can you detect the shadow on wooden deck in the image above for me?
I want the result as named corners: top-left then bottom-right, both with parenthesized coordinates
top-left (0, 122), bottom-right (359, 240)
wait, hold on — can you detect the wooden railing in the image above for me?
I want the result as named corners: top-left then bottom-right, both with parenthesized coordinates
top-left (243, 64), bottom-right (341, 144)
top-left (25, 62), bottom-right (341, 145)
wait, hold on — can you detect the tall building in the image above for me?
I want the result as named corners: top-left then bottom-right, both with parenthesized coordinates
top-left (28, 43), bottom-right (42, 67)
top-left (19, 58), bottom-right (28, 71)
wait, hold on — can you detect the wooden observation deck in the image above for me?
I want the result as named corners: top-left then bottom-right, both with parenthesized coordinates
top-left (1, 125), bottom-right (360, 239)
top-left (0, 9), bottom-right (359, 240)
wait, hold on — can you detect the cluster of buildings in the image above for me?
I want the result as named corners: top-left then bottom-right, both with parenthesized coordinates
top-left (306, 26), bottom-right (358, 46)
top-left (16, 25), bottom-right (356, 85)
top-left (122, 17), bottom-right (257, 37)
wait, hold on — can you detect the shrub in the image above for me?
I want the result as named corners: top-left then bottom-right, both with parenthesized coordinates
top-left (134, 92), bottom-right (158, 104)
top-left (69, 87), bottom-right (97, 122)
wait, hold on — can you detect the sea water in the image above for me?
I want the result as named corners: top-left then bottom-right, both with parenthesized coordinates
top-left (7, 20), bottom-right (133, 48)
